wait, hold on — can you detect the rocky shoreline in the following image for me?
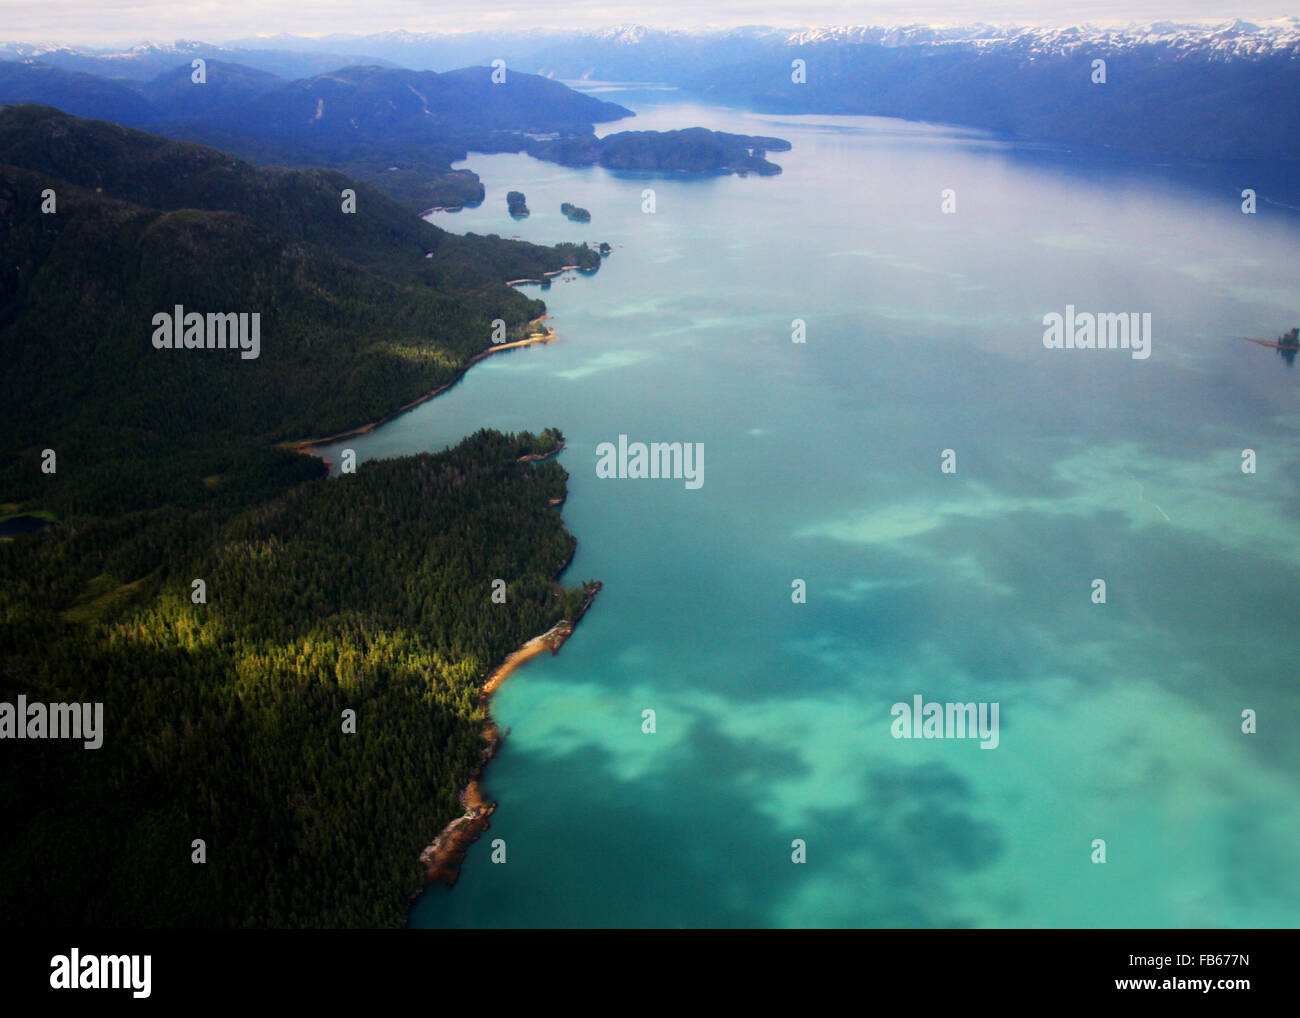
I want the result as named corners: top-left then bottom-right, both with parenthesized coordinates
top-left (518, 440), bottom-right (566, 464)
top-left (416, 580), bottom-right (602, 890)
top-left (276, 304), bottom-right (601, 911)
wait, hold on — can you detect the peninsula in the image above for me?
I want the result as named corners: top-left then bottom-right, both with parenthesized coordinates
top-left (0, 107), bottom-right (601, 930)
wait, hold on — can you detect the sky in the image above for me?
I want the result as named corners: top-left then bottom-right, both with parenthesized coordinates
top-left (0, 1), bottom-right (1294, 46)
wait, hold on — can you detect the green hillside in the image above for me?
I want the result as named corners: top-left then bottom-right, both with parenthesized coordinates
top-left (0, 105), bottom-right (600, 516)
top-left (0, 110), bottom-right (598, 927)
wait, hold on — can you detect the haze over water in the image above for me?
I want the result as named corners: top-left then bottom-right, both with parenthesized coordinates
top-left (321, 95), bottom-right (1300, 927)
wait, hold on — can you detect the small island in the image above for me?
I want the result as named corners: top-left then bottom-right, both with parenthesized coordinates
top-left (1242, 326), bottom-right (1299, 365)
top-left (1277, 326), bottom-right (1299, 365)
top-left (507, 190), bottom-right (530, 217)
top-left (528, 127), bottom-right (793, 176)
top-left (598, 241), bottom-right (612, 255)
top-left (561, 202), bottom-right (591, 222)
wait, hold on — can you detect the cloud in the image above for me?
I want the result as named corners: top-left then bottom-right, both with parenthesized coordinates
top-left (4, 3), bottom-right (1296, 47)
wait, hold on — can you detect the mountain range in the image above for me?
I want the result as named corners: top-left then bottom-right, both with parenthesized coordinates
top-left (0, 60), bottom-right (635, 208)
top-left (0, 57), bottom-right (800, 205)
top-left (9, 21), bottom-right (1289, 161)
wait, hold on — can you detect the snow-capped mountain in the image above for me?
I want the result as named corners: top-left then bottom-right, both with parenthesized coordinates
top-left (779, 18), bottom-right (1300, 58)
top-left (2, 20), bottom-right (1296, 162)
top-left (0, 37), bottom-right (397, 80)
top-left (13, 19), bottom-right (1299, 80)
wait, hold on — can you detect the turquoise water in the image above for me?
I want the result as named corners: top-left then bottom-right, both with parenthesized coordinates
top-left (330, 97), bottom-right (1300, 928)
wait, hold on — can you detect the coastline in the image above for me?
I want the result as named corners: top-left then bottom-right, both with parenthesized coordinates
top-left (275, 305), bottom-right (601, 911)
top-left (518, 440), bottom-right (565, 464)
top-left (505, 264), bottom-right (588, 286)
top-left (416, 580), bottom-right (602, 889)
top-left (276, 317), bottom-right (555, 454)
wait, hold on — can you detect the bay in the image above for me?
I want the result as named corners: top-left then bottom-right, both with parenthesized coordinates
top-left (319, 95), bottom-right (1300, 928)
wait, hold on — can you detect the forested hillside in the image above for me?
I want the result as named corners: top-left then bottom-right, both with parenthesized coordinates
top-left (0, 61), bottom-right (635, 211)
top-left (0, 110), bottom-right (599, 927)
top-left (0, 430), bottom-right (596, 927)
top-left (0, 106), bottom-right (600, 516)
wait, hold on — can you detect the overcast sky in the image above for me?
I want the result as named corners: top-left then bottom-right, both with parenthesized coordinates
top-left (0, 1), bottom-right (1293, 47)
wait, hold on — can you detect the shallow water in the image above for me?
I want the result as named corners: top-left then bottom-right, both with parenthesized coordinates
top-left (322, 96), bottom-right (1300, 928)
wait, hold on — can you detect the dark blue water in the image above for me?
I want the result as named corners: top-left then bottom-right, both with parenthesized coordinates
top-left (0, 515), bottom-right (52, 536)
